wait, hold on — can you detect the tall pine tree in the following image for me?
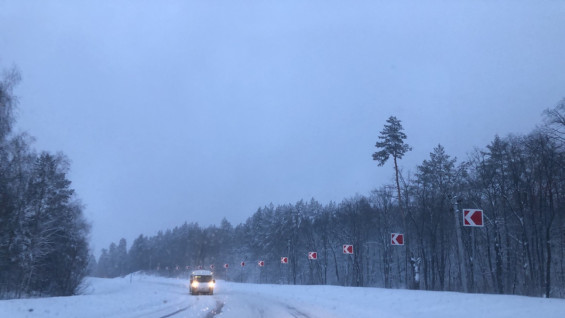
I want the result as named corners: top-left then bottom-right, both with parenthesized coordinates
top-left (372, 116), bottom-right (414, 287)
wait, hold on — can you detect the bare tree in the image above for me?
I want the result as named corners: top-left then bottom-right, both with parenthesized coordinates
top-left (543, 98), bottom-right (565, 144)
top-left (0, 66), bottom-right (20, 141)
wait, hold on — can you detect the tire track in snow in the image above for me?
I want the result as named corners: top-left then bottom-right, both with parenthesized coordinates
top-left (285, 305), bottom-right (310, 318)
top-left (158, 304), bottom-right (192, 318)
top-left (216, 289), bottom-right (313, 318)
top-left (204, 301), bottom-right (224, 318)
top-left (158, 299), bottom-right (223, 318)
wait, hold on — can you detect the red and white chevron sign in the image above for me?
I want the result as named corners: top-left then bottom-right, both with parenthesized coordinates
top-left (343, 244), bottom-right (353, 254)
top-left (308, 252), bottom-right (317, 260)
top-left (281, 257), bottom-right (288, 264)
top-left (258, 260), bottom-right (265, 267)
top-left (463, 209), bottom-right (484, 227)
top-left (391, 233), bottom-right (404, 245)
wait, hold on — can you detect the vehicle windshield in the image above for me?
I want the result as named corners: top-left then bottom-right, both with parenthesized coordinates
top-left (192, 276), bottom-right (213, 283)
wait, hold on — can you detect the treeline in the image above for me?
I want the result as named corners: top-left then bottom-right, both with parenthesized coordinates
top-left (97, 100), bottom-right (565, 298)
top-left (0, 67), bottom-right (90, 298)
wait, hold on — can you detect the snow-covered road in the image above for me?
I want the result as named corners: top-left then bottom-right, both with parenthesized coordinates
top-left (2, 274), bottom-right (565, 318)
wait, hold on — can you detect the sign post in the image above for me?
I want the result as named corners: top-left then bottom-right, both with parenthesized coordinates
top-left (258, 260), bottom-right (265, 284)
top-left (453, 198), bottom-right (468, 293)
top-left (240, 261), bottom-right (245, 283)
top-left (463, 208), bottom-right (484, 293)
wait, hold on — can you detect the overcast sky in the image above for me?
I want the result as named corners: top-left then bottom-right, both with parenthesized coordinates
top-left (1, 0), bottom-right (564, 255)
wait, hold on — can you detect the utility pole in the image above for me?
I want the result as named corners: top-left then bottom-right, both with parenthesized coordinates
top-left (453, 197), bottom-right (468, 292)
top-left (287, 239), bottom-right (291, 285)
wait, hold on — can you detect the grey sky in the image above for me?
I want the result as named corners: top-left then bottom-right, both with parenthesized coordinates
top-left (1, 1), bottom-right (564, 255)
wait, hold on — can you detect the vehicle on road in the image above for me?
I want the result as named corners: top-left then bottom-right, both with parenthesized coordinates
top-left (189, 270), bottom-right (215, 295)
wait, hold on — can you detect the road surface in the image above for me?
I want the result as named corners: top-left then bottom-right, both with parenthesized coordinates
top-left (2, 274), bottom-right (565, 318)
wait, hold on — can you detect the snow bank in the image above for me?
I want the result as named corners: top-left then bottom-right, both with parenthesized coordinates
top-left (218, 281), bottom-right (565, 318)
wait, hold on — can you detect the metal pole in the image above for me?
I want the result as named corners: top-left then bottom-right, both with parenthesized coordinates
top-left (471, 227), bottom-right (475, 292)
top-left (453, 197), bottom-right (468, 292)
top-left (287, 240), bottom-right (291, 285)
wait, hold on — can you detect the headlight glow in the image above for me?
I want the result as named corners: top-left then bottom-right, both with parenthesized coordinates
top-left (191, 281), bottom-right (199, 288)
top-left (209, 281), bottom-right (215, 288)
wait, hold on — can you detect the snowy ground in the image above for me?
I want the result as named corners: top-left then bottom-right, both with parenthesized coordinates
top-left (1, 274), bottom-right (565, 318)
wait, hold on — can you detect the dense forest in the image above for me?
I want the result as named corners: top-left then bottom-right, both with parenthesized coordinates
top-left (0, 67), bottom-right (91, 299)
top-left (96, 100), bottom-right (565, 299)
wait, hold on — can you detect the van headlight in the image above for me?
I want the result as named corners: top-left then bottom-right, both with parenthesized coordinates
top-left (208, 281), bottom-right (215, 288)
top-left (191, 281), bottom-right (199, 288)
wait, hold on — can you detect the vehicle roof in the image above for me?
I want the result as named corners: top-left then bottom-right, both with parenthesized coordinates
top-left (191, 270), bottom-right (213, 276)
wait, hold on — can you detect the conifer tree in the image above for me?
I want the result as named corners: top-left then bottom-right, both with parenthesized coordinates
top-left (372, 116), bottom-right (412, 220)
